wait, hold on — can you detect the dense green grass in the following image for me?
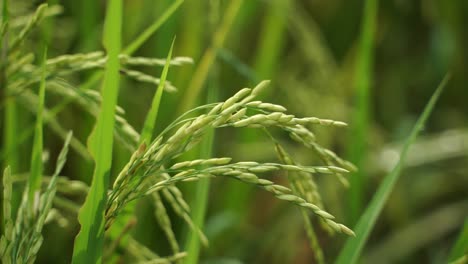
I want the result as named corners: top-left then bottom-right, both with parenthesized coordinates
top-left (1, 1), bottom-right (467, 263)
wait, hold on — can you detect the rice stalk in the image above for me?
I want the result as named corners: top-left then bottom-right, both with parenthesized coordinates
top-left (178, 0), bottom-right (243, 114)
top-left (346, 0), bottom-right (378, 224)
top-left (123, 0), bottom-right (184, 55)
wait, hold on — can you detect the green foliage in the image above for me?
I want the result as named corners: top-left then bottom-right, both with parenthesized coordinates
top-left (140, 39), bottom-right (174, 144)
top-left (448, 219), bottom-right (468, 263)
top-left (336, 75), bottom-right (449, 264)
top-left (347, 0), bottom-right (378, 224)
top-left (123, 0), bottom-right (184, 56)
top-left (72, 1), bottom-right (122, 263)
top-left (28, 48), bottom-right (47, 205)
top-left (0, 1), bottom-right (465, 263)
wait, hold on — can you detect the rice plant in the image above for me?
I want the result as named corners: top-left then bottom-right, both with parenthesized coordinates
top-left (1, 1), bottom-right (464, 264)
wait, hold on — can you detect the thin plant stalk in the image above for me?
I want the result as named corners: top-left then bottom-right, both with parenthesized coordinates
top-left (183, 69), bottom-right (218, 264)
top-left (177, 0), bottom-right (243, 114)
top-left (346, 0), bottom-right (378, 225)
top-left (0, 0), bottom-right (9, 231)
top-left (183, 2), bottom-right (224, 262)
top-left (123, 0), bottom-right (183, 55)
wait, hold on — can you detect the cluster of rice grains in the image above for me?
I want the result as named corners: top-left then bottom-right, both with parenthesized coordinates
top-left (2, 7), bottom-right (194, 171)
top-left (1, 134), bottom-right (72, 264)
top-left (106, 80), bottom-right (356, 242)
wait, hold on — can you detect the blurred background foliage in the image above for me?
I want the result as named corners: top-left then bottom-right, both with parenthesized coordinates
top-left (1, 0), bottom-right (467, 263)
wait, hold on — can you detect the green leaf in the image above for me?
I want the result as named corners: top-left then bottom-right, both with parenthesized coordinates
top-left (72, 0), bottom-right (122, 263)
top-left (28, 47), bottom-right (47, 205)
top-left (347, 0), bottom-right (378, 224)
top-left (335, 74), bottom-right (450, 264)
top-left (140, 38), bottom-right (175, 144)
top-left (1, 166), bottom-right (12, 242)
top-left (448, 218), bottom-right (468, 263)
top-left (123, 0), bottom-right (184, 55)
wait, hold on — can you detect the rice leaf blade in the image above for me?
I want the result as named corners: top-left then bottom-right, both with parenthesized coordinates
top-left (335, 74), bottom-right (450, 264)
top-left (347, 0), bottom-right (378, 224)
top-left (448, 218), bottom-right (468, 263)
top-left (28, 47), bottom-right (47, 205)
top-left (72, 0), bottom-right (122, 263)
top-left (140, 38), bottom-right (174, 144)
top-left (123, 0), bottom-right (183, 55)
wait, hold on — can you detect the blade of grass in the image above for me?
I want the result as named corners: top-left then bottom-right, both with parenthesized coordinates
top-left (448, 218), bottom-right (468, 263)
top-left (0, 0), bottom-right (11, 234)
top-left (335, 74), bottom-right (450, 264)
top-left (140, 38), bottom-right (174, 143)
top-left (251, 0), bottom-right (288, 80)
top-left (41, 0), bottom-right (57, 49)
top-left (73, 0), bottom-right (100, 185)
top-left (78, 0), bottom-right (99, 52)
top-left (346, 0), bottom-right (379, 225)
top-left (362, 201), bottom-right (467, 263)
top-left (171, 0), bottom-right (203, 90)
top-left (28, 47), bottom-right (47, 206)
top-left (0, 0), bottom-right (8, 51)
top-left (72, 0), bottom-right (122, 263)
top-left (123, 0), bottom-right (183, 55)
top-left (182, 4), bottom-right (223, 262)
